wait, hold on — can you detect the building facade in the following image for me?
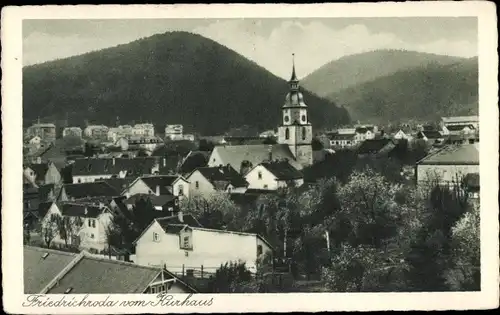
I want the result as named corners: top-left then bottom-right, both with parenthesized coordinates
top-left (27, 123), bottom-right (57, 143)
top-left (165, 124), bottom-right (184, 140)
top-left (62, 127), bottom-right (83, 138)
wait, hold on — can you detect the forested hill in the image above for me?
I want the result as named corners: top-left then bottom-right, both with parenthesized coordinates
top-left (23, 31), bottom-right (350, 134)
top-left (328, 57), bottom-right (478, 124)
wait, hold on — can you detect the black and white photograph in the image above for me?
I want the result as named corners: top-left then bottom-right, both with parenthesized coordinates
top-left (2, 2), bottom-right (498, 313)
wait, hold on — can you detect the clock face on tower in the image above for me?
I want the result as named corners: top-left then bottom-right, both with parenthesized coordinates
top-left (284, 116), bottom-right (290, 123)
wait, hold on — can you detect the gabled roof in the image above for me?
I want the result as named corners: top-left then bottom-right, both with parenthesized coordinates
top-left (102, 177), bottom-right (134, 193)
top-left (211, 144), bottom-right (301, 170)
top-left (26, 163), bottom-right (50, 181)
top-left (194, 165), bottom-right (248, 188)
top-left (38, 183), bottom-right (56, 202)
top-left (60, 203), bottom-right (105, 218)
top-left (258, 161), bottom-right (303, 180)
top-left (357, 139), bottom-right (394, 155)
top-left (24, 247), bottom-right (198, 294)
top-left (72, 157), bottom-right (158, 176)
top-left (330, 133), bottom-right (356, 141)
top-left (37, 201), bottom-right (55, 218)
top-left (417, 130), bottom-right (444, 139)
top-left (23, 246), bottom-right (78, 294)
top-left (123, 194), bottom-right (177, 208)
top-left (136, 175), bottom-right (186, 195)
top-left (62, 181), bottom-right (119, 199)
top-left (355, 126), bottom-right (374, 134)
top-left (417, 144), bottom-right (479, 165)
top-left (156, 214), bottom-right (203, 229)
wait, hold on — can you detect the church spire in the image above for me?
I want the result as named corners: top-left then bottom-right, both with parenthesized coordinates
top-left (289, 53), bottom-right (299, 91)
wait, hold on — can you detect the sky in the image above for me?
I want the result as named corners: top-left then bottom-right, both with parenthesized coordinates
top-left (23, 17), bottom-right (478, 79)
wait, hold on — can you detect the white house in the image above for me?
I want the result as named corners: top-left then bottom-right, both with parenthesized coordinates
top-left (23, 162), bottom-right (62, 186)
top-left (123, 175), bottom-right (190, 199)
top-left (416, 143), bottom-right (479, 187)
top-left (133, 123), bottom-right (155, 137)
top-left (329, 133), bottom-right (357, 148)
top-left (83, 125), bottom-right (109, 140)
top-left (393, 130), bottom-right (413, 141)
top-left (134, 215), bottom-right (273, 274)
top-left (354, 126), bottom-right (376, 142)
top-left (29, 136), bottom-right (42, 145)
top-left (40, 202), bottom-right (113, 251)
top-left (245, 160), bottom-right (303, 191)
top-left (186, 165), bottom-right (248, 196)
top-left (165, 124), bottom-right (184, 140)
top-left (441, 115), bottom-right (479, 129)
top-left (62, 127), bottom-right (83, 138)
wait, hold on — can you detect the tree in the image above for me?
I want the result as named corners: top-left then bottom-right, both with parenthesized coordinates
top-left (198, 139), bottom-right (215, 152)
top-left (61, 135), bottom-right (84, 150)
top-left (311, 137), bottom-right (324, 150)
top-left (239, 160), bottom-right (253, 176)
top-left (56, 216), bottom-right (80, 248)
top-left (42, 214), bottom-right (59, 248)
top-left (208, 261), bottom-right (259, 293)
top-left (445, 207), bottom-right (480, 290)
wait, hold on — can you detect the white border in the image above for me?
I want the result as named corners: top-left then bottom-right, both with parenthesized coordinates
top-left (2, 2), bottom-right (499, 313)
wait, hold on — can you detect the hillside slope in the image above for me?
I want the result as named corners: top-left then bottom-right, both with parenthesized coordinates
top-left (327, 57), bottom-right (478, 124)
top-left (302, 50), bottom-right (465, 97)
top-left (23, 32), bottom-right (349, 135)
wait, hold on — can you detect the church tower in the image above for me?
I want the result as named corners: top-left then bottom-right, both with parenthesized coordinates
top-left (278, 54), bottom-right (313, 167)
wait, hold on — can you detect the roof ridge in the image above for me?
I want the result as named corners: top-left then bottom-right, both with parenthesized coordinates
top-left (82, 253), bottom-right (164, 271)
top-left (23, 245), bottom-right (78, 256)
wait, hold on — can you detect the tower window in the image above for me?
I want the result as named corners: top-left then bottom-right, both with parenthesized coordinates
top-left (302, 127), bottom-right (306, 140)
top-left (284, 116), bottom-right (290, 123)
top-left (301, 115), bottom-right (306, 122)
top-left (285, 128), bottom-right (290, 140)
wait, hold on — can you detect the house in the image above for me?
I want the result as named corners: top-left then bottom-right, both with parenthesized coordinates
top-left (123, 194), bottom-right (180, 213)
top-left (123, 175), bottom-right (190, 199)
top-left (62, 127), bottom-right (83, 138)
top-left (245, 160), bottom-right (304, 190)
top-left (125, 136), bottom-right (164, 153)
top-left (329, 133), bottom-right (357, 148)
top-left (259, 129), bottom-right (277, 138)
top-left (134, 215), bottom-right (272, 274)
top-left (24, 186), bottom-right (40, 214)
top-left (208, 144), bottom-right (302, 172)
top-left (356, 139), bottom-right (396, 156)
top-left (416, 130), bottom-right (446, 145)
top-left (416, 143), bottom-right (479, 187)
top-left (38, 183), bottom-right (60, 203)
top-left (83, 125), bottom-right (109, 140)
top-left (354, 126), bottom-right (377, 142)
top-left (24, 246), bottom-right (196, 294)
top-left (393, 130), bottom-right (413, 141)
top-left (441, 115), bottom-right (479, 129)
top-left (58, 181), bottom-right (120, 202)
top-left (27, 123), bottom-right (56, 143)
top-left (165, 124), bottom-right (184, 140)
top-left (133, 123), bottom-right (155, 137)
top-left (29, 136), bottom-right (42, 146)
top-left (445, 124), bottom-right (476, 136)
top-left (23, 162), bottom-right (62, 186)
top-left (186, 165), bottom-right (248, 196)
top-left (40, 201), bottom-right (113, 250)
top-left (71, 157), bottom-right (160, 183)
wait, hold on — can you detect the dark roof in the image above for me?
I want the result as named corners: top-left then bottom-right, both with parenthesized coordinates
top-left (195, 165), bottom-right (248, 188)
top-left (139, 175), bottom-right (183, 195)
top-left (72, 157), bottom-right (158, 176)
top-left (38, 184), bottom-right (56, 202)
top-left (446, 124), bottom-right (475, 131)
top-left (37, 252), bottom-right (197, 294)
top-left (60, 203), bottom-right (104, 218)
top-left (418, 144), bottom-right (479, 165)
top-left (123, 194), bottom-right (177, 207)
top-left (330, 133), bottom-right (355, 141)
top-left (24, 246), bottom-right (78, 294)
top-left (260, 161), bottom-right (303, 180)
top-left (102, 178), bottom-right (134, 193)
top-left (37, 201), bottom-right (54, 218)
top-left (62, 181), bottom-right (119, 199)
top-left (156, 214), bottom-right (203, 230)
top-left (26, 163), bottom-right (50, 181)
top-left (355, 126), bottom-right (374, 134)
top-left (357, 139), bottom-right (394, 154)
top-left (418, 130), bottom-right (443, 139)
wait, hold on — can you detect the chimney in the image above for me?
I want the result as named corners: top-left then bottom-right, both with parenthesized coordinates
top-left (112, 157), bottom-right (115, 166)
top-left (178, 211), bottom-right (184, 223)
top-left (155, 185), bottom-right (160, 196)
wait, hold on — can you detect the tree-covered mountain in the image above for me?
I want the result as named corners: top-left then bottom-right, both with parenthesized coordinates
top-left (328, 57), bottom-right (478, 124)
top-left (23, 31), bottom-right (350, 135)
top-left (302, 50), bottom-right (465, 98)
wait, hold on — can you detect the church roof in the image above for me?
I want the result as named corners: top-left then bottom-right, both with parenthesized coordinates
top-left (210, 144), bottom-right (302, 171)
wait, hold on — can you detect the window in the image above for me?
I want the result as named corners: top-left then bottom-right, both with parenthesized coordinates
top-left (228, 187), bottom-right (232, 193)
top-left (153, 232), bottom-right (160, 242)
top-left (284, 115), bottom-right (290, 123)
top-left (264, 184), bottom-right (268, 189)
top-left (178, 184), bottom-right (184, 196)
top-left (151, 286), bottom-right (157, 294)
top-left (183, 236), bottom-right (190, 248)
top-left (88, 219), bottom-right (91, 227)
top-left (258, 171), bottom-right (262, 180)
top-left (285, 128), bottom-right (290, 140)
top-left (90, 233), bottom-right (95, 239)
top-left (257, 245), bottom-right (263, 256)
top-left (301, 115), bottom-right (306, 122)
top-left (302, 127), bottom-right (306, 140)
top-left (195, 181), bottom-right (199, 189)
top-left (78, 179), bottom-right (81, 183)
